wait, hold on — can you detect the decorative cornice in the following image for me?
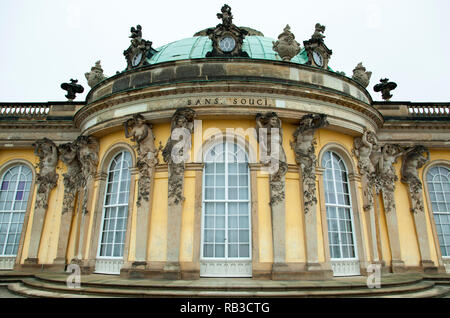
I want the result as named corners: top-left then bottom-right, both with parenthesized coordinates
top-left (75, 82), bottom-right (383, 131)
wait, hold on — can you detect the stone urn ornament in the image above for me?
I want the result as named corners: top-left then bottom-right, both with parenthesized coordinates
top-left (273, 25), bottom-right (301, 62)
top-left (374, 78), bottom-right (397, 101)
top-left (352, 62), bottom-right (372, 88)
top-left (61, 79), bottom-right (84, 101)
top-left (85, 60), bottom-right (107, 88)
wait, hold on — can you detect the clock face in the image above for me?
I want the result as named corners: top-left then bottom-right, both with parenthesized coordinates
top-left (219, 36), bottom-right (236, 53)
top-left (312, 50), bottom-right (323, 67)
top-left (132, 52), bottom-right (143, 67)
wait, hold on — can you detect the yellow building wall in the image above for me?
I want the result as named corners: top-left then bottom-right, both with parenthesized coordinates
top-left (393, 163), bottom-right (421, 267)
top-left (5, 118), bottom-right (449, 272)
top-left (257, 172), bottom-right (273, 263)
top-left (180, 171), bottom-right (196, 262)
top-left (377, 193), bottom-right (392, 266)
top-left (148, 171), bottom-right (168, 261)
top-left (285, 172), bottom-right (305, 262)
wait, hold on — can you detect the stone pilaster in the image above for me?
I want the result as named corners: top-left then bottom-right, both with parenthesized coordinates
top-left (162, 108), bottom-right (195, 278)
top-left (401, 146), bottom-right (437, 272)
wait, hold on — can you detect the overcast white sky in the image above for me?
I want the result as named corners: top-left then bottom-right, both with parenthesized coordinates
top-left (1, 0), bottom-right (449, 103)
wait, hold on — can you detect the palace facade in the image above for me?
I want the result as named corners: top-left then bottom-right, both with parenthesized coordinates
top-left (0, 5), bottom-right (449, 281)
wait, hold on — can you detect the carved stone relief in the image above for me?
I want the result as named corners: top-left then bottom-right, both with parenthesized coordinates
top-left (290, 114), bottom-right (328, 213)
top-left (124, 114), bottom-right (159, 206)
top-left (58, 142), bottom-right (83, 214)
top-left (162, 108), bottom-right (196, 206)
top-left (256, 112), bottom-right (288, 206)
top-left (273, 25), bottom-right (301, 62)
top-left (401, 145), bottom-right (430, 214)
top-left (33, 138), bottom-right (59, 210)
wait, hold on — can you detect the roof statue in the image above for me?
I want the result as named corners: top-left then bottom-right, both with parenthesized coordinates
top-left (311, 23), bottom-right (326, 41)
top-left (123, 25), bottom-right (158, 70)
top-left (217, 4), bottom-right (233, 27)
top-left (205, 4), bottom-right (249, 58)
top-left (374, 78), bottom-right (397, 101)
top-left (303, 23), bottom-right (332, 69)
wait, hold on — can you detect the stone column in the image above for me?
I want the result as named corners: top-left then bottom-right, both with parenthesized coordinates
top-left (401, 146), bottom-right (437, 272)
top-left (25, 138), bottom-right (59, 264)
top-left (162, 108), bottom-right (196, 278)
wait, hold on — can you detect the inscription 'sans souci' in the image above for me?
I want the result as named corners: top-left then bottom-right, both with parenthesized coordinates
top-left (187, 97), bottom-right (271, 106)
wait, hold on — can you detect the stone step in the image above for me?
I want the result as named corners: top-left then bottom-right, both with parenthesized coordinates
top-left (380, 286), bottom-right (450, 298)
top-left (17, 277), bottom-right (439, 298)
top-left (7, 283), bottom-right (104, 298)
top-left (33, 273), bottom-right (426, 292)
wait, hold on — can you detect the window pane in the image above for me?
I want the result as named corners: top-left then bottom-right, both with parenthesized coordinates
top-left (323, 151), bottom-right (357, 261)
top-left (202, 142), bottom-right (251, 261)
top-left (98, 152), bottom-right (131, 258)
top-left (427, 166), bottom-right (450, 257)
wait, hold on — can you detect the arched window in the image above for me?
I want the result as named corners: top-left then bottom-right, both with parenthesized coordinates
top-left (201, 141), bottom-right (252, 277)
top-left (97, 151), bottom-right (132, 261)
top-left (322, 151), bottom-right (359, 276)
top-left (0, 165), bottom-right (32, 257)
top-left (426, 166), bottom-right (450, 258)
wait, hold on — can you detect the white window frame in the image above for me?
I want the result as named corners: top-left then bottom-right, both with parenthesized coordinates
top-left (200, 141), bottom-right (252, 263)
top-left (0, 164), bottom-right (32, 257)
top-left (96, 151), bottom-right (132, 261)
top-left (322, 151), bottom-right (359, 262)
top-left (426, 165), bottom-right (450, 260)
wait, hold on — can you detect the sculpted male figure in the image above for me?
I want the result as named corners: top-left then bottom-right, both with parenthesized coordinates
top-left (291, 114), bottom-right (328, 213)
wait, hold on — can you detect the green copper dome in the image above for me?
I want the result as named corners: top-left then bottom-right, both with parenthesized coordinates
top-left (147, 36), bottom-right (310, 65)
